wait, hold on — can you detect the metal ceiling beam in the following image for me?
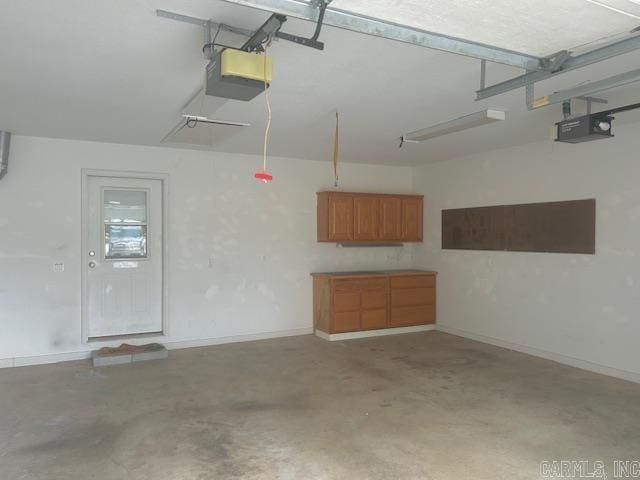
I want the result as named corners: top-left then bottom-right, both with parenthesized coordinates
top-left (530, 67), bottom-right (640, 109)
top-left (214, 0), bottom-right (545, 70)
top-left (156, 9), bottom-right (255, 37)
top-left (477, 34), bottom-right (640, 100)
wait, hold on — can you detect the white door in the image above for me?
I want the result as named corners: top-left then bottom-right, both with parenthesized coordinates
top-left (84, 175), bottom-right (164, 338)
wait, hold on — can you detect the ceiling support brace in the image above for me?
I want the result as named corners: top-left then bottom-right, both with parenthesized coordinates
top-left (275, 0), bottom-right (329, 50)
top-left (527, 67), bottom-right (640, 110)
top-left (0, 131), bottom-right (11, 181)
top-left (579, 96), bottom-right (608, 114)
top-left (241, 14), bottom-right (288, 52)
top-left (214, 0), bottom-right (545, 70)
top-left (158, 5), bottom-right (328, 53)
top-left (156, 9), bottom-right (254, 36)
top-left (479, 60), bottom-right (486, 90)
top-left (543, 50), bottom-right (571, 72)
top-left (157, 9), bottom-right (255, 60)
top-left (477, 34), bottom-right (640, 100)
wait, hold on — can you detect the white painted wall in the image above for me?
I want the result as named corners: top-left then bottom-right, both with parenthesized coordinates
top-left (8, 127), bottom-right (640, 379)
top-left (0, 136), bottom-right (416, 365)
top-left (412, 122), bottom-right (640, 380)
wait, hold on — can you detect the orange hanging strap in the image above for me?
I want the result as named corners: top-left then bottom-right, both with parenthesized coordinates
top-left (333, 111), bottom-right (339, 187)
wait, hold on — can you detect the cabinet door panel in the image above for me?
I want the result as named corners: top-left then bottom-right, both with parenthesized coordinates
top-left (379, 197), bottom-right (402, 241)
top-left (402, 197), bottom-right (423, 241)
top-left (361, 290), bottom-right (387, 309)
top-left (361, 309), bottom-right (387, 330)
top-left (390, 305), bottom-right (434, 327)
top-left (334, 292), bottom-right (360, 312)
top-left (334, 311), bottom-right (361, 332)
top-left (328, 195), bottom-right (354, 241)
top-left (354, 196), bottom-right (378, 240)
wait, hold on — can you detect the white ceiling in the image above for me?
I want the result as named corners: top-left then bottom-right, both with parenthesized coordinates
top-left (1, 0), bottom-right (640, 166)
top-left (333, 0), bottom-right (640, 56)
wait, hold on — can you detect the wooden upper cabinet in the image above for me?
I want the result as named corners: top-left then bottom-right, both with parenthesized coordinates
top-left (401, 197), bottom-right (423, 242)
top-left (379, 196), bottom-right (402, 241)
top-left (317, 193), bottom-right (354, 242)
top-left (354, 196), bottom-right (379, 240)
top-left (318, 192), bottom-right (422, 243)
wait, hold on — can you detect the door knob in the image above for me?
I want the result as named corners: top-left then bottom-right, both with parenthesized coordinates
top-left (88, 250), bottom-right (95, 257)
top-left (88, 261), bottom-right (96, 269)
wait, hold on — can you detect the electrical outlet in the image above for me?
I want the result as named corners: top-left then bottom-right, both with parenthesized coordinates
top-left (53, 262), bottom-right (64, 273)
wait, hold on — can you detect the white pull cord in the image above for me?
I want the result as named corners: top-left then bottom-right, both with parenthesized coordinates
top-left (262, 43), bottom-right (272, 174)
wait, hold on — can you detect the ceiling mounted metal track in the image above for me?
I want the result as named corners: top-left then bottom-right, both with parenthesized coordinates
top-left (156, 9), bottom-right (254, 37)
top-left (477, 34), bottom-right (640, 100)
top-left (530, 68), bottom-right (640, 110)
top-left (214, 0), bottom-right (545, 70)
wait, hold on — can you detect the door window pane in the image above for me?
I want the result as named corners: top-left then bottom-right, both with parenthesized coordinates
top-left (105, 225), bottom-right (147, 259)
top-left (103, 189), bottom-right (148, 259)
top-left (104, 190), bottom-right (147, 223)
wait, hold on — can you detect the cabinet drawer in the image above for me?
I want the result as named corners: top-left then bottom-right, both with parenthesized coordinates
top-left (361, 278), bottom-right (387, 291)
top-left (334, 292), bottom-right (360, 312)
top-left (333, 278), bottom-right (387, 292)
top-left (391, 287), bottom-right (434, 307)
top-left (333, 280), bottom-right (362, 293)
top-left (361, 309), bottom-right (387, 330)
top-left (390, 275), bottom-right (435, 289)
top-left (390, 305), bottom-right (435, 327)
top-left (361, 290), bottom-right (387, 309)
top-left (334, 311), bottom-right (360, 333)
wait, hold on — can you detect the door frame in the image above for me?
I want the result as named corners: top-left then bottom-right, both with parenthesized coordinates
top-left (81, 169), bottom-right (169, 343)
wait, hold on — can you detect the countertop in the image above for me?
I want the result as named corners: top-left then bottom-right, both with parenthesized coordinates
top-left (310, 269), bottom-right (437, 278)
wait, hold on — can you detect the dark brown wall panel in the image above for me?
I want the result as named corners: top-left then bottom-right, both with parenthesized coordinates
top-left (442, 199), bottom-right (595, 254)
top-left (505, 199), bottom-right (595, 254)
top-left (442, 206), bottom-right (505, 251)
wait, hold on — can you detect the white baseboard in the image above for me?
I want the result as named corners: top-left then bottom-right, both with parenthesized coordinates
top-left (4, 323), bottom-right (639, 385)
top-left (0, 327), bottom-right (314, 369)
top-left (163, 327), bottom-right (313, 350)
top-left (315, 324), bottom-right (435, 341)
top-left (435, 324), bottom-right (640, 384)
top-left (8, 351), bottom-right (93, 368)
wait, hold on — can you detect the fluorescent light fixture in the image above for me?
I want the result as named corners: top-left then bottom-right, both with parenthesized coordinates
top-left (402, 109), bottom-right (506, 143)
top-left (181, 114), bottom-right (251, 127)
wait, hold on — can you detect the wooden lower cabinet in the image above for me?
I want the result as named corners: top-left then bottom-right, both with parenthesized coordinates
top-left (312, 271), bottom-right (436, 335)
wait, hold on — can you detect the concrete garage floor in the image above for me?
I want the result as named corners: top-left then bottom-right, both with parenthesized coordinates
top-left (1, 332), bottom-right (640, 480)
